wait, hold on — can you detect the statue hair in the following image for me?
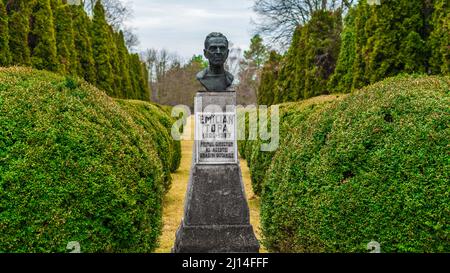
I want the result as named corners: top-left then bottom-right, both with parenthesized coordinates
top-left (204, 32), bottom-right (229, 49)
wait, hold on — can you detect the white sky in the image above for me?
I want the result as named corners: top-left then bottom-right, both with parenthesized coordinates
top-left (125, 0), bottom-right (256, 60)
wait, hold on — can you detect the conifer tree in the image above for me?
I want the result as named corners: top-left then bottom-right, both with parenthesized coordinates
top-left (29, 0), bottom-right (59, 71)
top-left (329, 7), bottom-right (357, 93)
top-left (129, 53), bottom-right (139, 99)
top-left (54, 3), bottom-right (78, 74)
top-left (257, 51), bottom-right (281, 106)
top-left (107, 25), bottom-right (121, 97)
top-left (351, 1), bottom-right (372, 89)
top-left (129, 53), bottom-right (149, 101)
top-left (428, 0), bottom-right (450, 75)
top-left (7, 0), bottom-right (31, 66)
top-left (352, 0), bottom-right (428, 87)
top-left (275, 10), bottom-right (342, 102)
top-left (70, 4), bottom-right (96, 83)
top-left (141, 62), bottom-right (150, 101)
top-left (0, 0), bottom-right (11, 66)
top-left (275, 26), bottom-right (302, 103)
top-left (115, 31), bottom-right (133, 98)
top-left (91, 0), bottom-right (114, 94)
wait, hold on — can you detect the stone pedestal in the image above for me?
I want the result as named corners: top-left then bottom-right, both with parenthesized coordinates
top-left (173, 91), bottom-right (259, 253)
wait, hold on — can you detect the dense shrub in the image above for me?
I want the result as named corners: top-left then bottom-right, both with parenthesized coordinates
top-left (238, 96), bottom-right (342, 196)
top-left (0, 67), bottom-right (173, 252)
top-left (244, 75), bottom-right (449, 252)
top-left (114, 99), bottom-right (181, 192)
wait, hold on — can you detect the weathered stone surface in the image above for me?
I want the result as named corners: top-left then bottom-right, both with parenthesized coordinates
top-left (185, 164), bottom-right (250, 225)
top-left (173, 224), bottom-right (259, 253)
top-left (194, 91), bottom-right (236, 112)
top-left (173, 91), bottom-right (259, 253)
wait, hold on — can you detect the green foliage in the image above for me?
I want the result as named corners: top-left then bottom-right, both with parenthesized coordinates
top-left (54, 4), bottom-right (79, 75)
top-left (328, 7), bottom-right (357, 93)
top-left (190, 55), bottom-right (208, 69)
top-left (115, 31), bottom-right (133, 99)
top-left (245, 75), bottom-right (450, 252)
top-left (114, 99), bottom-right (181, 192)
top-left (428, 0), bottom-right (450, 75)
top-left (70, 4), bottom-right (96, 84)
top-left (91, 0), bottom-right (114, 95)
top-left (243, 34), bottom-right (268, 69)
top-left (2, 0), bottom-right (149, 102)
top-left (0, 67), bottom-right (175, 252)
top-left (29, 0), bottom-right (58, 71)
top-left (239, 96), bottom-right (342, 196)
top-left (129, 53), bottom-right (150, 101)
top-left (7, 1), bottom-right (31, 66)
top-left (275, 10), bottom-right (342, 102)
top-left (257, 51), bottom-right (281, 106)
top-left (362, 1), bottom-right (426, 84)
top-left (275, 26), bottom-right (302, 103)
top-left (0, 0), bottom-right (10, 66)
top-left (107, 25), bottom-right (121, 98)
top-left (332, 0), bottom-right (447, 90)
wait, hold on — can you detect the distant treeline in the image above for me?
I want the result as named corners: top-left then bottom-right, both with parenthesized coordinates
top-left (257, 0), bottom-right (449, 105)
top-left (0, 0), bottom-right (150, 101)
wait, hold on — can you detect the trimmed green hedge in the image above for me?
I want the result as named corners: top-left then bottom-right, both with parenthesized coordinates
top-left (244, 75), bottom-right (450, 252)
top-left (238, 96), bottom-right (342, 195)
top-left (114, 99), bottom-right (181, 192)
top-left (0, 67), bottom-right (178, 252)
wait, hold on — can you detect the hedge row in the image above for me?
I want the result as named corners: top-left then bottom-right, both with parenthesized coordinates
top-left (238, 95), bottom-right (343, 195)
top-left (0, 67), bottom-right (180, 252)
top-left (241, 75), bottom-right (450, 252)
top-left (114, 99), bottom-right (181, 192)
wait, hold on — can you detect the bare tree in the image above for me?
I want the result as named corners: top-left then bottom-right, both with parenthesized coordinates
top-left (142, 49), bottom-right (184, 103)
top-left (123, 26), bottom-right (140, 51)
top-left (85, 0), bottom-right (133, 30)
top-left (252, 0), bottom-right (355, 48)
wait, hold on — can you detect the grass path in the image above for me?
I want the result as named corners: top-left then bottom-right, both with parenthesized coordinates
top-left (155, 118), bottom-right (264, 253)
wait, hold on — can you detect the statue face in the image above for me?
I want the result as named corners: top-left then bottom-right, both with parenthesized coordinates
top-left (204, 37), bottom-right (229, 67)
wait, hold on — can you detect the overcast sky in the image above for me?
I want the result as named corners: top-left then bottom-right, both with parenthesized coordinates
top-left (125, 0), bottom-right (256, 60)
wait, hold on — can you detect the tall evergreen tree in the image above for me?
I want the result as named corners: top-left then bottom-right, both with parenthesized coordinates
top-left (0, 0), bottom-right (11, 66)
top-left (351, 0), bottom-right (372, 89)
top-left (91, 0), bottom-right (114, 94)
top-left (352, 0), bottom-right (428, 88)
top-left (238, 34), bottom-right (268, 105)
top-left (7, 0), bottom-right (31, 66)
top-left (275, 10), bottom-right (342, 102)
top-left (107, 24), bottom-right (121, 97)
top-left (54, 3), bottom-right (78, 74)
top-left (257, 50), bottom-right (281, 106)
top-left (115, 30), bottom-right (133, 98)
top-left (141, 61), bottom-right (150, 101)
top-left (275, 26), bottom-right (302, 104)
top-left (329, 7), bottom-right (357, 93)
top-left (70, 3), bottom-right (96, 83)
top-left (428, 0), bottom-right (450, 75)
top-left (243, 35), bottom-right (268, 69)
top-left (29, 0), bottom-right (58, 71)
top-left (129, 53), bottom-right (149, 101)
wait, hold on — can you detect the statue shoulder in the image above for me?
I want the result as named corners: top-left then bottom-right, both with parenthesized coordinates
top-left (225, 71), bottom-right (234, 84)
top-left (196, 68), bottom-right (208, 80)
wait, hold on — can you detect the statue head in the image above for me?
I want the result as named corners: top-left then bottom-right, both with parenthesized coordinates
top-left (203, 32), bottom-right (229, 67)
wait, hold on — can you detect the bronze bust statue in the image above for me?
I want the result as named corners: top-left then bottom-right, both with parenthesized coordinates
top-left (197, 32), bottom-right (234, 91)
